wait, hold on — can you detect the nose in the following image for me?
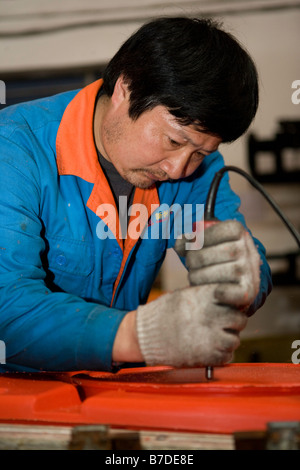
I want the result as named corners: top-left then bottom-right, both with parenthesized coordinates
top-left (160, 152), bottom-right (190, 180)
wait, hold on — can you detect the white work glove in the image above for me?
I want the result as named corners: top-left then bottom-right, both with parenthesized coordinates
top-left (175, 220), bottom-right (261, 312)
top-left (136, 284), bottom-right (247, 368)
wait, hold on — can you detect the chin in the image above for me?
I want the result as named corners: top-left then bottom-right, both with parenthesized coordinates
top-left (130, 179), bottom-right (155, 190)
top-left (136, 182), bottom-right (156, 189)
top-left (124, 172), bottom-right (155, 190)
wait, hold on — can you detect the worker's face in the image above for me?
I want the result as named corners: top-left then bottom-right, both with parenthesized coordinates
top-left (95, 77), bottom-right (222, 189)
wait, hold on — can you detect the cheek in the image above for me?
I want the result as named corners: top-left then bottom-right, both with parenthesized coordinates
top-left (138, 124), bottom-right (166, 162)
top-left (137, 141), bottom-right (165, 167)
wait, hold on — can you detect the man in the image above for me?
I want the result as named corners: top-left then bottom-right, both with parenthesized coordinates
top-left (0, 17), bottom-right (272, 372)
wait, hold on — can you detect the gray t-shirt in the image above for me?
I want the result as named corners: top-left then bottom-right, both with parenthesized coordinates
top-left (98, 151), bottom-right (135, 240)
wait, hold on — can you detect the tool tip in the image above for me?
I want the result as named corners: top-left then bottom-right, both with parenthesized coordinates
top-left (206, 366), bottom-right (213, 380)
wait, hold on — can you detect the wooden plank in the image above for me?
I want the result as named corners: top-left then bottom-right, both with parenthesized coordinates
top-left (0, 423), bottom-right (234, 450)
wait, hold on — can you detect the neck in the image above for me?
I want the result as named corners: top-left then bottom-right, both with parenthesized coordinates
top-left (93, 93), bottom-right (110, 159)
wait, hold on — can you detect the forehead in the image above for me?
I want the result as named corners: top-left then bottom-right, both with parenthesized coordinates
top-left (149, 106), bottom-right (221, 150)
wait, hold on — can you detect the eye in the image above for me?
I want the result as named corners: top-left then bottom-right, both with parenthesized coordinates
top-left (196, 151), bottom-right (205, 158)
top-left (168, 137), bottom-right (181, 147)
top-left (191, 151), bottom-right (206, 163)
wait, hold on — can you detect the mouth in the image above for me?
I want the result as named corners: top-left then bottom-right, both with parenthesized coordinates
top-left (143, 170), bottom-right (169, 182)
top-left (126, 168), bottom-right (171, 189)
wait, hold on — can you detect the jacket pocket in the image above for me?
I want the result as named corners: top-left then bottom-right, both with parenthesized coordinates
top-left (44, 236), bottom-right (94, 297)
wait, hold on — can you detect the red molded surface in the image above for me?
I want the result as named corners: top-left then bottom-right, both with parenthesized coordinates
top-left (75, 364), bottom-right (300, 433)
top-left (72, 363), bottom-right (300, 395)
top-left (0, 364), bottom-right (299, 433)
top-left (0, 374), bottom-right (82, 421)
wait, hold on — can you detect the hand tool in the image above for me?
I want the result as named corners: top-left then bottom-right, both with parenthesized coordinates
top-left (203, 165), bottom-right (300, 380)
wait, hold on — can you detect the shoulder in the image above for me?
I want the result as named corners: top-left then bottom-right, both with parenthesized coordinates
top-left (0, 89), bottom-right (81, 179)
top-left (0, 89), bottom-right (80, 140)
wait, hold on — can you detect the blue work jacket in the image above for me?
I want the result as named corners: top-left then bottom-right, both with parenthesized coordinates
top-left (0, 80), bottom-right (272, 372)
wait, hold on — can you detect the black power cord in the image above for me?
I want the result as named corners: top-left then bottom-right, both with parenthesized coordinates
top-left (204, 165), bottom-right (300, 248)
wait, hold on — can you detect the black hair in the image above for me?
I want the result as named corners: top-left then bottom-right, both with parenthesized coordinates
top-left (102, 17), bottom-right (259, 143)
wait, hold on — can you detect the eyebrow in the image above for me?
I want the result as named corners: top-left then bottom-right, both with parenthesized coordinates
top-left (177, 129), bottom-right (218, 154)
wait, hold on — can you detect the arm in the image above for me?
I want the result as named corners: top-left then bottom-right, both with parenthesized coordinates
top-left (0, 136), bottom-right (128, 372)
top-left (112, 310), bottom-right (143, 363)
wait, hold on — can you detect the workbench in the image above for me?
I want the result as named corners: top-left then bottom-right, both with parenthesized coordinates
top-left (0, 363), bottom-right (299, 450)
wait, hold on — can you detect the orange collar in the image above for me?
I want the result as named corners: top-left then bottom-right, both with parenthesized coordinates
top-left (56, 79), bottom-right (160, 250)
top-left (56, 79), bottom-right (103, 183)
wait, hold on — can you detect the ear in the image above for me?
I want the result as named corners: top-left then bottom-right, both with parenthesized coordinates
top-left (111, 75), bottom-right (130, 108)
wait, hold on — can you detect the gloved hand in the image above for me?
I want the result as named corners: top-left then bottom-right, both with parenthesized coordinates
top-left (175, 220), bottom-right (261, 312)
top-left (136, 284), bottom-right (247, 368)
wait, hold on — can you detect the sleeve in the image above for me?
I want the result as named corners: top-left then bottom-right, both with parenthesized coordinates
top-left (0, 135), bottom-right (128, 372)
top-left (175, 151), bottom-right (273, 316)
